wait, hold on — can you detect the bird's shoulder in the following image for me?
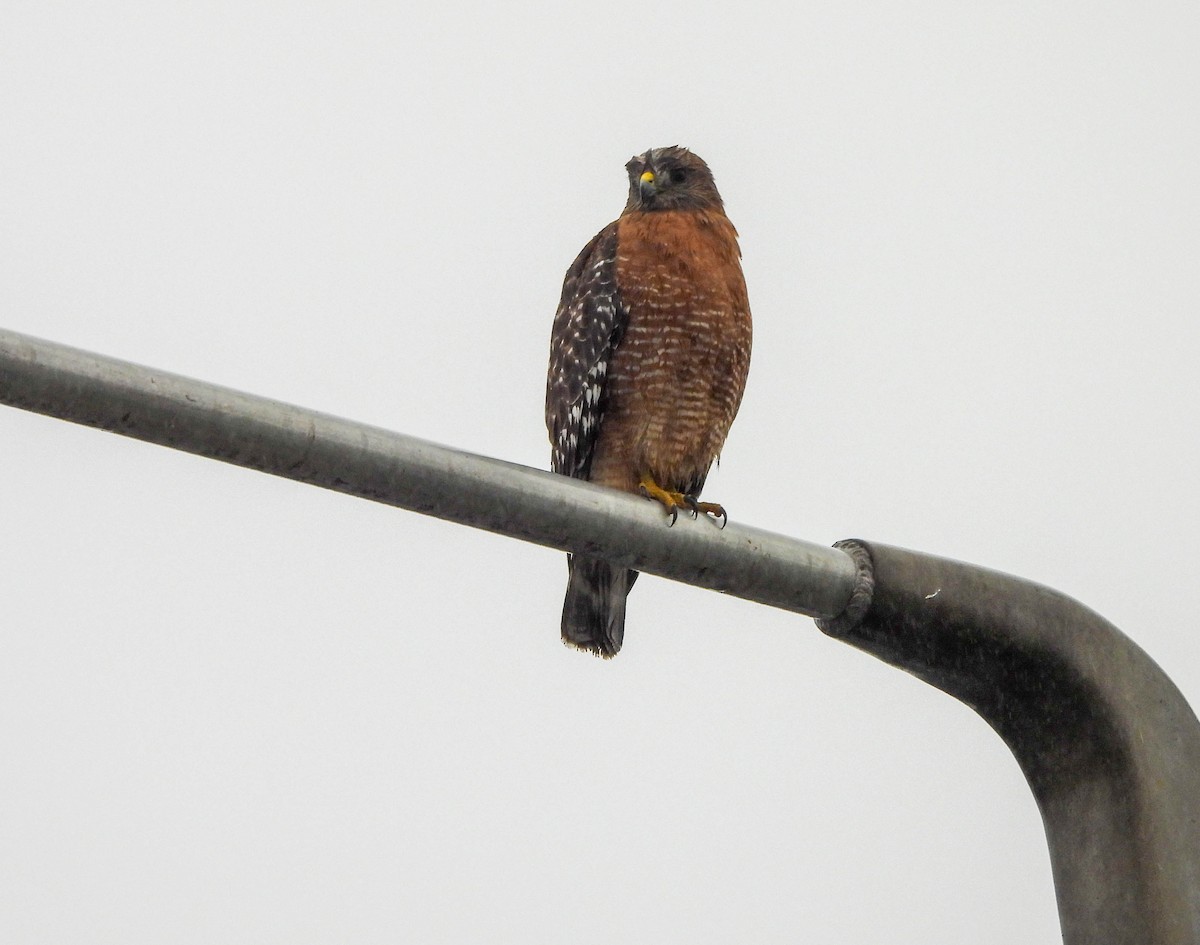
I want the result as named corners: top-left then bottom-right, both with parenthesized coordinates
top-left (557, 220), bottom-right (620, 308)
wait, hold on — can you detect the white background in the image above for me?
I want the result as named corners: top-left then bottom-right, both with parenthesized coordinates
top-left (2, 2), bottom-right (1197, 942)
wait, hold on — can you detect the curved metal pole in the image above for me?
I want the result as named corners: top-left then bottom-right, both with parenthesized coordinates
top-left (5, 327), bottom-right (1199, 941)
top-left (819, 541), bottom-right (1200, 945)
top-left (0, 327), bottom-right (857, 619)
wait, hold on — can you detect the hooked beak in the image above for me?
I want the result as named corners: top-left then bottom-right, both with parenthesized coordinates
top-left (638, 168), bottom-right (657, 201)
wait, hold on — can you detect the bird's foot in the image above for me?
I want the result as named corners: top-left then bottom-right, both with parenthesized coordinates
top-left (684, 494), bottom-right (728, 529)
top-left (638, 475), bottom-right (727, 528)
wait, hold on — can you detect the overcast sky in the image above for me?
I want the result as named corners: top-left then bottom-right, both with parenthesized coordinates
top-left (2, 2), bottom-right (1198, 943)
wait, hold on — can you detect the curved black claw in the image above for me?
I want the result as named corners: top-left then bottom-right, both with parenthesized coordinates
top-left (684, 494), bottom-right (727, 528)
top-left (640, 482), bottom-right (681, 526)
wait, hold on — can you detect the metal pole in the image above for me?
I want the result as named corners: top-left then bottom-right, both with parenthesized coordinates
top-left (5, 327), bottom-right (1200, 942)
top-left (0, 327), bottom-right (858, 619)
top-left (820, 541), bottom-right (1200, 945)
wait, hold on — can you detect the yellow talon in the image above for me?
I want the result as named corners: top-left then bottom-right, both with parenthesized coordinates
top-left (638, 474), bottom-right (727, 528)
top-left (685, 495), bottom-right (728, 527)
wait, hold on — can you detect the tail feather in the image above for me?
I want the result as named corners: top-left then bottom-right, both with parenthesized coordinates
top-left (561, 555), bottom-right (637, 658)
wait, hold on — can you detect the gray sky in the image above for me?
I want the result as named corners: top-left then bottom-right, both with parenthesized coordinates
top-left (2, 1), bottom-right (1197, 942)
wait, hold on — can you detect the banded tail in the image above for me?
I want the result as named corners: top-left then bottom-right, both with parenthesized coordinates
top-left (561, 555), bottom-right (638, 658)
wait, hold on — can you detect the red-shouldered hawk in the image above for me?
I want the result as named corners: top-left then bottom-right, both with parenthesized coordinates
top-left (546, 146), bottom-right (752, 657)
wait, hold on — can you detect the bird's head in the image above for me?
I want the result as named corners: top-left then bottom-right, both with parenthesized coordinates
top-left (623, 146), bottom-right (723, 213)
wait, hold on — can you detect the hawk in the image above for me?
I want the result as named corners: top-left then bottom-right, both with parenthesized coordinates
top-left (545, 146), bottom-right (752, 657)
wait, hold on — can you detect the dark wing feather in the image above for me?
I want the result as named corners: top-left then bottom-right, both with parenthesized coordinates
top-left (545, 221), bottom-right (625, 479)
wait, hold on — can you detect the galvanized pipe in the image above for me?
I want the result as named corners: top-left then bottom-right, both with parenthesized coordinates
top-left (0, 327), bottom-right (859, 620)
top-left (820, 541), bottom-right (1200, 944)
top-left (6, 327), bottom-right (1200, 942)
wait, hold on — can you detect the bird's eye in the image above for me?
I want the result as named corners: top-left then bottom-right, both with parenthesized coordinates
top-left (669, 168), bottom-right (688, 184)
